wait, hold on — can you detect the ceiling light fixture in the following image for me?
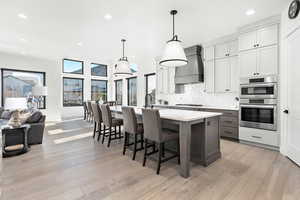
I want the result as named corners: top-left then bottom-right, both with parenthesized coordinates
top-left (18, 13), bottom-right (27, 19)
top-left (159, 10), bottom-right (187, 67)
top-left (104, 14), bottom-right (112, 20)
top-left (246, 9), bottom-right (256, 16)
top-left (20, 38), bottom-right (28, 43)
top-left (114, 39), bottom-right (133, 76)
top-left (77, 42), bottom-right (83, 46)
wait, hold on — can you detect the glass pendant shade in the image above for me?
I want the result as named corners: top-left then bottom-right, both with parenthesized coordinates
top-left (159, 40), bottom-right (187, 67)
top-left (114, 59), bottom-right (132, 75)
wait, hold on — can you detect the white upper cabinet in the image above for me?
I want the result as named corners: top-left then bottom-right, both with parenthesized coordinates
top-left (215, 58), bottom-right (230, 93)
top-left (257, 45), bottom-right (278, 76)
top-left (215, 40), bottom-right (238, 59)
top-left (204, 60), bottom-right (214, 93)
top-left (229, 56), bottom-right (239, 92)
top-left (239, 31), bottom-right (257, 51)
top-left (204, 46), bottom-right (214, 61)
top-left (239, 49), bottom-right (258, 77)
top-left (257, 25), bottom-right (278, 48)
top-left (239, 24), bottom-right (278, 52)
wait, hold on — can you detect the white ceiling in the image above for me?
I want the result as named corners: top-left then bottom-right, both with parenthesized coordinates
top-left (0, 0), bottom-right (287, 64)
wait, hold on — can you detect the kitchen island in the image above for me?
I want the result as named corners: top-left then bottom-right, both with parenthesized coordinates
top-left (110, 106), bottom-right (222, 178)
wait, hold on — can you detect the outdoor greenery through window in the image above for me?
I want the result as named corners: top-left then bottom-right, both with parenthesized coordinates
top-left (63, 59), bottom-right (84, 74)
top-left (63, 77), bottom-right (83, 106)
top-left (91, 63), bottom-right (107, 77)
top-left (91, 80), bottom-right (107, 102)
top-left (145, 73), bottom-right (156, 106)
top-left (127, 77), bottom-right (137, 106)
top-left (115, 80), bottom-right (122, 105)
top-left (1, 69), bottom-right (46, 109)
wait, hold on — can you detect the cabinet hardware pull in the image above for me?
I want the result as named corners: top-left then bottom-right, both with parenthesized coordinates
top-left (224, 121), bottom-right (233, 123)
top-left (224, 131), bottom-right (233, 134)
top-left (251, 135), bottom-right (262, 139)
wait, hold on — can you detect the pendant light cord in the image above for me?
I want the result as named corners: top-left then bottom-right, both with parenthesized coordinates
top-left (172, 13), bottom-right (175, 38)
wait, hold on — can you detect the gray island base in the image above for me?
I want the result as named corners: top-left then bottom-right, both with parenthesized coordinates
top-left (110, 106), bottom-right (222, 178)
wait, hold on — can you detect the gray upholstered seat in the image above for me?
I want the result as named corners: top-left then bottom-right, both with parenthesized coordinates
top-left (91, 102), bottom-right (103, 141)
top-left (100, 104), bottom-right (123, 147)
top-left (86, 101), bottom-right (93, 122)
top-left (142, 108), bottom-right (180, 174)
top-left (122, 106), bottom-right (144, 160)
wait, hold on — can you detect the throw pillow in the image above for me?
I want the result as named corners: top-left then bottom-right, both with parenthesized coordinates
top-left (19, 112), bottom-right (31, 124)
top-left (26, 111), bottom-right (43, 123)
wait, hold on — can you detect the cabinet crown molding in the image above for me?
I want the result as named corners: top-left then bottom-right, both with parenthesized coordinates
top-left (238, 15), bottom-right (281, 34)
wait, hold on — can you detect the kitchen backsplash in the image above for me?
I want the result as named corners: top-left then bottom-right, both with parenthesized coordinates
top-left (158, 83), bottom-right (239, 107)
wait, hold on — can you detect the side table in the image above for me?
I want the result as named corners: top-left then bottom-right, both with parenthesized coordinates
top-left (1, 124), bottom-right (31, 157)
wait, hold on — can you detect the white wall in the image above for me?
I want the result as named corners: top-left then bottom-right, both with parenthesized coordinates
top-left (0, 51), bottom-right (62, 121)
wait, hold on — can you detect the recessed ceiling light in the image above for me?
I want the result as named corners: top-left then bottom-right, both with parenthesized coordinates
top-left (246, 9), bottom-right (255, 16)
top-left (77, 42), bottom-right (83, 46)
top-left (20, 51), bottom-right (26, 55)
top-left (104, 14), bottom-right (112, 20)
top-left (20, 38), bottom-right (28, 43)
top-left (18, 13), bottom-right (28, 19)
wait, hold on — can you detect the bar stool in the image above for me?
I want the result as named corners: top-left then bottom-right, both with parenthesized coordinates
top-left (100, 104), bottom-right (123, 147)
top-left (142, 108), bottom-right (180, 175)
top-left (122, 106), bottom-right (144, 160)
top-left (91, 102), bottom-right (104, 141)
top-left (87, 101), bottom-right (94, 122)
top-left (83, 102), bottom-right (88, 120)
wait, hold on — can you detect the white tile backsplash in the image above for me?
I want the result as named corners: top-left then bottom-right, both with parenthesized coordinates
top-left (159, 83), bottom-right (239, 108)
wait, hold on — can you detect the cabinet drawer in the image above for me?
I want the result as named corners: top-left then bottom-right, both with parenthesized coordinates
top-left (221, 127), bottom-right (238, 139)
top-left (222, 110), bottom-right (238, 117)
top-left (220, 116), bottom-right (238, 127)
top-left (239, 127), bottom-right (279, 147)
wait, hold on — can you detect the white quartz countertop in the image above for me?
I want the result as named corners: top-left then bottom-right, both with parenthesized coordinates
top-left (153, 104), bottom-right (239, 111)
top-left (110, 106), bottom-right (222, 122)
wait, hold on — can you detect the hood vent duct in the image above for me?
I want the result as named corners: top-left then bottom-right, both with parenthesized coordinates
top-left (174, 45), bottom-right (204, 84)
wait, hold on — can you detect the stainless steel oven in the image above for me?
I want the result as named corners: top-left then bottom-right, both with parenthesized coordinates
top-left (240, 99), bottom-right (277, 131)
top-left (240, 76), bottom-right (277, 99)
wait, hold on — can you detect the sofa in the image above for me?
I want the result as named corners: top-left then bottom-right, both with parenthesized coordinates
top-left (0, 108), bottom-right (46, 145)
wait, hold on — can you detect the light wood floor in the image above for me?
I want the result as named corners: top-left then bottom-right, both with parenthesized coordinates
top-left (1, 118), bottom-right (300, 200)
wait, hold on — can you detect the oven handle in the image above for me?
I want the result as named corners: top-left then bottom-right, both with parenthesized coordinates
top-left (240, 104), bottom-right (276, 109)
top-left (240, 83), bottom-right (276, 88)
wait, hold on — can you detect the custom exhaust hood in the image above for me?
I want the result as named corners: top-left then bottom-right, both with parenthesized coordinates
top-left (174, 45), bottom-right (204, 84)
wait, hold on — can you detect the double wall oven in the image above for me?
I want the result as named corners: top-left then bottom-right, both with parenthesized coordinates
top-left (239, 76), bottom-right (278, 131)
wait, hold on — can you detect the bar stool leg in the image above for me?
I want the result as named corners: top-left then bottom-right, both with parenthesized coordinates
top-left (123, 132), bottom-right (128, 155)
top-left (157, 143), bottom-right (163, 175)
top-left (97, 122), bottom-right (102, 142)
top-left (132, 134), bottom-right (137, 160)
top-left (108, 126), bottom-right (112, 147)
top-left (143, 139), bottom-right (148, 166)
top-left (93, 121), bottom-right (97, 138)
top-left (102, 125), bottom-right (106, 144)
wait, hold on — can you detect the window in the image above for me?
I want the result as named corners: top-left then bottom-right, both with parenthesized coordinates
top-left (127, 77), bottom-right (137, 106)
top-left (63, 59), bottom-right (84, 74)
top-left (145, 73), bottom-right (156, 106)
top-left (1, 69), bottom-right (46, 109)
top-left (115, 80), bottom-right (122, 105)
top-left (91, 80), bottom-right (107, 102)
top-left (91, 63), bottom-right (107, 77)
top-left (63, 77), bottom-right (83, 106)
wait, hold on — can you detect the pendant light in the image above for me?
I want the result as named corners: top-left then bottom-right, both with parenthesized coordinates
top-left (159, 10), bottom-right (188, 67)
top-left (114, 39), bottom-right (133, 76)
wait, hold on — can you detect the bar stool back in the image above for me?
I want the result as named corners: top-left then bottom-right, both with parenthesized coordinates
top-left (122, 106), bottom-right (144, 160)
top-left (91, 102), bottom-right (103, 141)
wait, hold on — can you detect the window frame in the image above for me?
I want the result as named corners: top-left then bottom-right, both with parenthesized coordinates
top-left (114, 79), bottom-right (123, 105)
top-left (127, 76), bottom-right (137, 106)
top-left (63, 77), bottom-right (84, 107)
top-left (91, 63), bottom-right (108, 77)
top-left (91, 79), bottom-right (108, 102)
top-left (144, 73), bottom-right (156, 106)
top-left (1, 68), bottom-right (46, 109)
top-left (62, 58), bottom-right (84, 75)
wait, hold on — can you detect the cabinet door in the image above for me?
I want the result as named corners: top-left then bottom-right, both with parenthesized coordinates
top-left (204, 46), bottom-right (215, 61)
top-left (215, 43), bottom-right (229, 59)
top-left (239, 49), bottom-right (257, 77)
top-left (215, 58), bottom-right (230, 93)
top-left (162, 67), bottom-right (169, 94)
top-left (257, 45), bottom-right (278, 76)
top-left (204, 60), bottom-right (214, 93)
top-left (156, 66), bottom-right (164, 94)
top-left (168, 67), bottom-right (176, 94)
top-left (239, 31), bottom-right (257, 51)
top-left (229, 56), bottom-right (239, 92)
top-left (257, 24), bottom-right (278, 48)
top-left (228, 40), bottom-right (238, 56)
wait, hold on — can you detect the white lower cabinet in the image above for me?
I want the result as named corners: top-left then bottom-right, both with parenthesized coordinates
top-left (239, 127), bottom-right (280, 148)
top-left (214, 56), bottom-right (238, 93)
